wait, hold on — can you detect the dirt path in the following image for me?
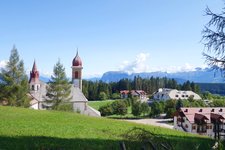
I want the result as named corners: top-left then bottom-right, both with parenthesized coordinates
top-left (124, 118), bottom-right (174, 129)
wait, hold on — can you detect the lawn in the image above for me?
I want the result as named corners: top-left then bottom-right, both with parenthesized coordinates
top-left (0, 106), bottom-right (218, 150)
top-left (88, 99), bottom-right (115, 110)
top-left (88, 100), bottom-right (148, 119)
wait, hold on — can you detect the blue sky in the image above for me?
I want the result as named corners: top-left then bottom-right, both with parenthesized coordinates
top-left (0, 0), bottom-right (224, 78)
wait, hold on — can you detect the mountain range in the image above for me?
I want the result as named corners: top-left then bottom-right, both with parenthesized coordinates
top-left (99, 67), bottom-right (225, 84)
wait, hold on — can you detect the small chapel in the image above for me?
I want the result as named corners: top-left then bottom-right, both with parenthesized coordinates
top-left (29, 51), bottom-right (101, 117)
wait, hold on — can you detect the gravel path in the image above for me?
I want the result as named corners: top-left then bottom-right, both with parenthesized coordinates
top-left (124, 118), bottom-right (174, 129)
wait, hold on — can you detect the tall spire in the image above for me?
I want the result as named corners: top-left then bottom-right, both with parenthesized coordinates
top-left (32, 60), bottom-right (37, 72)
top-left (76, 48), bottom-right (79, 56)
top-left (29, 60), bottom-right (40, 83)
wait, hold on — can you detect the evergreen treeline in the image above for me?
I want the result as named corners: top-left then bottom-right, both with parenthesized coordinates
top-left (197, 83), bottom-right (225, 95)
top-left (82, 76), bottom-right (200, 100)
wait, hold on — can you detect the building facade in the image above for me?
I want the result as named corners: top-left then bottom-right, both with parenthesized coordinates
top-left (153, 88), bottom-right (201, 101)
top-left (29, 51), bottom-right (101, 117)
top-left (120, 90), bottom-right (147, 100)
top-left (174, 107), bottom-right (225, 139)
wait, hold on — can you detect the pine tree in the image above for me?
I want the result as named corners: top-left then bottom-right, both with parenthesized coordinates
top-left (0, 46), bottom-right (29, 107)
top-left (44, 60), bottom-right (71, 109)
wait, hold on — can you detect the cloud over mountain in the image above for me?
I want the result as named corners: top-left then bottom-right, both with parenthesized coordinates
top-left (118, 53), bottom-right (204, 74)
top-left (119, 53), bottom-right (150, 73)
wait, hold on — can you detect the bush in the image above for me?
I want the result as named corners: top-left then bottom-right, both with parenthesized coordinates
top-left (111, 100), bottom-right (128, 115)
top-left (98, 92), bottom-right (108, 100)
top-left (99, 104), bottom-right (113, 116)
top-left (212, 99), bottom-right (225, 107)
top-left (111, 93), bottom-right (121, 99)
top-left (166, 108), bottom-right (176, 118)
top-left (150, 101), bottom-right (164, 117)
top-left (132, 101), bottom-right (150, 116)
top-left (55, 103), bottom-right (73, 112)
top-left (141, 102), bottom-right (150, 116)
top-left (132, 101), bottom-right (142, 116)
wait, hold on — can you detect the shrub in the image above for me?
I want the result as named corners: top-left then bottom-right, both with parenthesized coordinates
top-left (132, 101), bottom-right (142, 116)
top-left (111, 100), bottom-right (128, 115)
top-left (150, 101), bottom-right (164, 117)
top-left (166, 108), bottom-right (176, 118)
top-left (98, 92), bottom-right (108, 100)
top-left (99, 104), bottom-right (113, 116)
top-left (132, 101), bottom-right (150, 116)
top-left (55, 103), bottom-right (73, 112)
top-left (141, 102), bottom-right (150, 116)
top-left (111, 93), bottom-right (121, 99)
top-left (212, 99), bottom-right (225, 107)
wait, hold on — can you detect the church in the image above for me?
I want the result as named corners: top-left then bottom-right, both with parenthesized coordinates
top-left (29, 52), bottom-right (101, 117)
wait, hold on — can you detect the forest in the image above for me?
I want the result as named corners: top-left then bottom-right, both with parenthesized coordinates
top-left (197, 83), bottom-right (225, 95)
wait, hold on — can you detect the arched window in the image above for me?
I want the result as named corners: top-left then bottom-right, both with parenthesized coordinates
top-left (75, 71), bottom-right (79, 78)
top-left (32, 85), bottom-right (35, 90)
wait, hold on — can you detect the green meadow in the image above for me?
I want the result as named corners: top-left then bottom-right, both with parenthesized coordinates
top-left (0, 106), bottom-right (218, 150)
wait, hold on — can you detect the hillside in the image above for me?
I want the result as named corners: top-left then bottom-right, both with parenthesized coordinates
top-left (0, 106), bottom-right (216, 150)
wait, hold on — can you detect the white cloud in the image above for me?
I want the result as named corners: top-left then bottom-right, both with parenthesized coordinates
top-left (40, 71), bottom-right (53, 77)
top-left (0, 60), bottom-right (8, 69)
top-left (164, 63), bottom-right (196, 73)
top-left (119, 53), bottom-right (150, 74)
top-left (118, 53), bottom-right (204, 74)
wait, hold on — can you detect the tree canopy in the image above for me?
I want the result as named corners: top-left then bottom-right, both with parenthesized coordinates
top-left (0, 46), bottom-right (29, 107)
top-left (44, 60), bottom-right (71, 109)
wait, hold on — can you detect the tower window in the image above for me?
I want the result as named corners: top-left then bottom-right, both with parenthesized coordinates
top-left (75, 71), bottom-right (79, 78)
top-left (32, 85), bottom-right (35, 90)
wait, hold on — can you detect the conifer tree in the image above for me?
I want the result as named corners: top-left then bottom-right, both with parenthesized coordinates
top-left (202, 6), bottom-right (225, 73)
top-left (0, 46), bottom-right (29, 107)
top-left (44, 60), bottom-right (71, 109)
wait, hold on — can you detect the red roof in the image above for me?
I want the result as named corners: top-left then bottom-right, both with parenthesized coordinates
top-left (180, 107), bottom-right (225, 123)
top-left (72, 51), bottom-right (82, 66)
top-left (120, 90), bottom-right (146, 95)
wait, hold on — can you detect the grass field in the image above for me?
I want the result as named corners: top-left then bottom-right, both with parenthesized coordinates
top-left (88, 100), bottom-right (115, 110)
top-left (88, 100), bottom-right (147, 119)
top-left (0, 106), bottom-right (218, 150)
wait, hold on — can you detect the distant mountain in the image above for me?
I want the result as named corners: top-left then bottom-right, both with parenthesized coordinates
top-left (40, 76), bottom-right (50, 83)
top-left (84, 77), bottom-right (101, 82)
top-left (100, 67), bottom-right (225, 83)
top-left (101, 71), bottom-right (129, 83)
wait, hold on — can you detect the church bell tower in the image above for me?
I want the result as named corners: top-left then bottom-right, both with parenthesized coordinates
top-left (29, 60), bottom-right (40, 92)
top-left (72, 51), bottom-right (83, 90)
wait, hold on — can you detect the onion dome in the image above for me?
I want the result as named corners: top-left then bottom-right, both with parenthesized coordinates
top-left (72, 51), bottom-right (82, 66)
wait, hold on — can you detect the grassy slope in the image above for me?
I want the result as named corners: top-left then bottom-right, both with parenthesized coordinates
top-left (0, 106), bottom-right (215, 150)
top-left (88, 100), bottom-right (114, 110)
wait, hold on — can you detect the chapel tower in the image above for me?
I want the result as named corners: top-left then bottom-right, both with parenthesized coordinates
top-left (72, 51), bottom-right (83, 90)
top-left (29, 60), bottom-right (40, 92)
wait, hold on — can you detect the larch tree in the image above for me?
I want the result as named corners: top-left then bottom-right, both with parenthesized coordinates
top-left (202, 5), bottom-right (225, 74)
top-left (0, 46), bottom-right (29, 107)
top-left (44, 59), bottom-right (71, 110)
